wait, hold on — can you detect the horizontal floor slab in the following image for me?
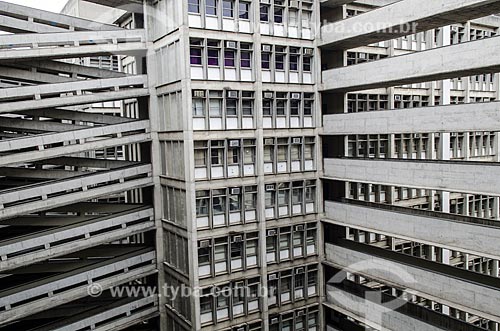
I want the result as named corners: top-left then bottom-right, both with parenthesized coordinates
top-left (324, 200), bottom-right (500, 259)
top-left (323, 101), bottom-right (500, 135)
top-left (324, 158), bottom-right (500, 196)
top-left (325, 243), bottom-right (500, 323)
top-left (322, 35), bottom-right (500, 92)
top-left (321, 0), bottom-right (500, 49)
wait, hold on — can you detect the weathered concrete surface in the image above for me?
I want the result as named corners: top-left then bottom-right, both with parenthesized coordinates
top-left (323, 101), bottom-right (500, 134)
top-left (324, 158), bottom-right (500, 196)
top-left (321, 0), bottom-right (500, 49)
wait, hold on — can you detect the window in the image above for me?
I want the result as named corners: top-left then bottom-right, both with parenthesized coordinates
top-left (275, 53), bottom-right (285, 70)
top-left (289, 52), bottom-right (299, 71)
top-left (274, 6), bottom-right (284, 23)
top-left (190, 48), bottom-right (202, 65)
top-left (303, 56), bottom-right (312, 72)
top-left (211, 141), bottom-right (224, 165)
top-left (224, 50), bottom-right (235, 67)
top-left (245, 186), bottom-right (257, 211)
top-left (207, 48), bottom-right (219, 66)
top-left (304, 98), bottom-right (313, 116)
top-left (239, 1), bottom-right (250, 19)
top-left (290, 99), bottom-right (300, 115)
top-left (196, 191), bottom-right (210, 217)
top-left (289, 9), bottom-right (298, 27)
top-left (261, 52), bottom-right (271, 69)
top-left (209, 91), bottom-right (222, 116)
top-left (195, 142), bottom-right (208, 167)
top-left (188, 0), bottom-right (200, 14)
top-left (263, 99), bottom-right (272, 116)
top-left (206, 0), bottom-right (217, 15)
top-left (226, 97), bottom-right (237, 116)
top-left (242, 99), bottom-right (253, 115)
top-left (192, 98), bottom-right (205, 116)
top-left (212, 190), bottom-right (226, 215)
top-left (260, 4), bottom-right (269, 22)
top-left (222, 0), bottom-right (233, 17)
top-left (241, 49), bottom-right (252, 68)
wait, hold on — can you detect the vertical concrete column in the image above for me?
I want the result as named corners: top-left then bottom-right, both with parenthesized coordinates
top-left (463, 133), bottom-right (470, 160)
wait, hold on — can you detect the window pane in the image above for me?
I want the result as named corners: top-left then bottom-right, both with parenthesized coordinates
top-left (207, 49), bottom-right (219, 66)
top-left (222, 0), bottom-right (233, 17)
top-left (190, 48), bottom-right (202, 65)
top-left (260, 5), bottom-right (269, 22)
top-left (206, 0), bottom-right (217, 15)
top-left (239, 2), bottom-right (249, 19)
top-left (188, 0), bottom-right (200, 13)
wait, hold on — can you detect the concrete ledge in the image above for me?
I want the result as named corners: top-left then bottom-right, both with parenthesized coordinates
top-left (325, 243), bottom-right (500, 323)
top-left (324, 200), bottom-right (500, 259)
top-left (321, 0), bottom-right (500, 49)
top-left (323, 101), bottom-right (500, 134)
top-left (324, 158), bottom-right (500, 196)
top-left (322, 35), bottom-right (500, 92)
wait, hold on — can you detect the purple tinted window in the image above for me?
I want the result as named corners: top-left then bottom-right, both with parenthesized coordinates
top-left (188, 0), bottom-right (200, 13)
top-left (241, 52), bottom-right (251, 68)
top-left (190, 48), bottom-right (202, 65)
top-left (275, 54), bottom-right (284, 70)
top-left (261, 53), bottom-right (270, 69)
top-left (224, 50), bottom-right (235, 67)
top-left (207, 49), bottom-right (219, 66)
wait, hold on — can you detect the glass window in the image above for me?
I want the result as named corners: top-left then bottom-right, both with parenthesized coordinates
top-left (196, 191), bottom-right (210, 216)
top-left (274, 7), bottom-right (283, 23)
top-left (194, 142), bottom-right (208, 166)
top-left (289, 55), bottom-right (299, 71)
top-left (291, 100), bottom-right (300, 115)
top-left (239, 1), bottom-right (250, 19)
top-left (260, 5), bottom-right (269, 22)
top-left (229, 192), bottom-right (241, 212)
top-left (241, 51), bottom-right (252, 68)
top-left (303, 56), bottom-right (312, 72)
top-left (190, 48), bottom-right (202, 65)
top-left (207, 49), bottom-right (219, 66)
top-left (245, 187), bottom-right (257, 210)
top-left (261, 53), bottom-right (271, 69)
top-left (304, 99), bottom-right (313, 115)
top-left (206, 0), bottom-right (217, 15)
top-left (289, 9), bottom-right (298, 27)
top-left (192, 98), bottom-right (205, 116)
top-left (242, 99), bottom-right (253, 115)
top-left (263, 99), bottom-right (272, 115)
top-left (276, 99), bottom-right (286, 115)
top-left (265, 190), bottom-right (275, 208)
top-left (188, 0), bottom-right (200, 14)
top-left (275, 54), bottom-right (285, 70)
top-left (226, 99), bottom-right (237, 116)
top-left (222, 0), bottom-right (233, 17)
top-left (209, 98), bottom-right (222, 116)
top-left (224, 50), bottom-right (235, 67)
top-left (198, 246), bottom-right (211, 265)
top-left (211, 142), bottom-right (224, 165)
top-left (212, 194), bottom-right (226, 215)
top-left (228, 146), bottom-right (240, 164)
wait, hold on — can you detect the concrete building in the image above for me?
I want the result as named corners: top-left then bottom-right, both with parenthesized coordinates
top-left (0, 0), bottom-right (498, 331)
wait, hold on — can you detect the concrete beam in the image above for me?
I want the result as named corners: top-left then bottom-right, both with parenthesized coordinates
top-left (322, 35), bottom-right (500, 92)
top-left (324, 200), bottom-right (500, 259)
top-left (323, 101), bottom-right (500, 134)
top-left (0, 164), bottom-right (153, 220)
top-left (0, 167), bottom-right (87, 180)
top-left (0, 248), bottom-right (156, 325)
top-left (83, 0), bottom-right (144, 13)
top-left (324, 158), bottom-right (500, 196)
top-left (0, 1), bottom-right (122, 32)
top-left (24, 60), bottom-right (127, 79)
top-left (19, 108), bottom-right (132, 125)
top-left (0, 76), bottom-right (148, 114)
top-left (325, 288), bottom-right (455, 331)
top-left (325, 243), bottom-right (500, 323)
top-left (0, 117), bottom-right (86, 133)
top-left (0, 120), bottom-right (150, 166)
top-left (320, 0), bottom-right (500, 49)
top-left (0, 206), bottom-right (154, 271)
top-left (0, 29), bottom-right (147, 63)
top-left (35, 296), bottom-right (158, 331)
top-left (320, 0), bottom-right (355, 7)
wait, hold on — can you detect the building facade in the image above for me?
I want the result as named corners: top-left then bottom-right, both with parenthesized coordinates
top-left (0, 0), bottom-right (499, 331)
